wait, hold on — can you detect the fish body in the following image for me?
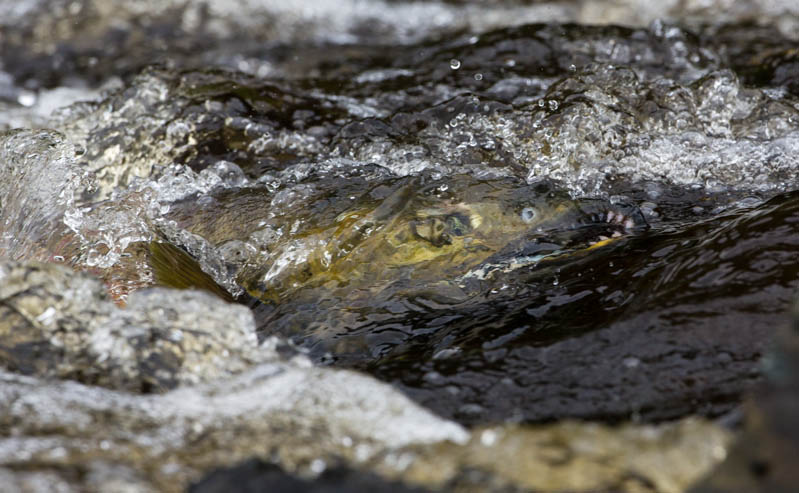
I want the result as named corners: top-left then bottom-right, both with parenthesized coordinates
top-left (162, 173), bottom-right (646, 309)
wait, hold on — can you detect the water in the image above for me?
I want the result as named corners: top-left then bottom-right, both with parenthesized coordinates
top-left (2, 1), bottom-right (799, 491)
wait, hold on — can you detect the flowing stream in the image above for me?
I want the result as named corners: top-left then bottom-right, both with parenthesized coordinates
top-left (1, 1), bottom-right (799, 491)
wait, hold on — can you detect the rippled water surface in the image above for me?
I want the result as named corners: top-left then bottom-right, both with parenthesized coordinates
top-left (2, 1), bottom-right (799, 491)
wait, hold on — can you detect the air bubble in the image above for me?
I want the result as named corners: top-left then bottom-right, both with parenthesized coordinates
top-left (623, 357), bottom-right (640, 368)
top-left (17, 91), bottom-right (37, 107)
top-left (450, 59), bottom-right (461, 70)
top-left (310, 459), bottom-right (327, 474)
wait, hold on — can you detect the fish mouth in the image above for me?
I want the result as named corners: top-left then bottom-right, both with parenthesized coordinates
top-left (460, 201), bottom-right (649, 281)
top-left (542, 198), bottom-right (646, 245)
top-left (488, 200), bottom-right (649, 260)
top-left (574, 200), bottom-right (649, 245)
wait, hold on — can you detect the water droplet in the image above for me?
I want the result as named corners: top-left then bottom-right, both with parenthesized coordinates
top-left (474, 73), bottom-right (483, 81)
top-left (450, 59), bottom-right (461, 70)
top-left (433, 347), bottom-right (461, 360)
top-left (35, 306), bottom-right (57, 324)
top-left (17, 91), bottom-right (37, 107)
top-left (548, 100), bottom-right (559, 111)
top-left (480, 429), bottom-right (498, 446)
top-left (569, 64), bottom-right (577, 72)
top-left (310, 459), bottom-right (327, 474)
top-left (712, 444), bottom-right (727, 461)
top-left (623, 357), bottom-right (640, 368)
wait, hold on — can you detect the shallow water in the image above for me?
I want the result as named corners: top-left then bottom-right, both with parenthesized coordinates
top-left (2, 1), bottom-right (799, 491)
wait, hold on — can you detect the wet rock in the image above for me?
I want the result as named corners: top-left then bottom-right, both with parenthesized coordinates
top-left (190, 460), bottom-right (432, 493)
top-left (0, 365), bottom-right (729, 493)
top-left (190, 418), bottom-right (734, 493)
top-left (401, 418), bottom-right (731, 493)
top-left (0, 258), bottom-right (469, 490)
top-left (0, 261), bottom-right (273, 390)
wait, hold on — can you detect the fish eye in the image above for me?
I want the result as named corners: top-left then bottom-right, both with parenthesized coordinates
top-left (521, 207), bottom-right (537, 223)
top-left (446, 213), bottom-right (471, 236)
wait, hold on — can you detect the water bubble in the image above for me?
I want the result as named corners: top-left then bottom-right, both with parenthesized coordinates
top-left (17, 91), bottom-right (37, 107)
top-left (548, 100), bottom-right (559, 111)
top-left (474, 73), bottom-right (483, 81)
top-left (480, 429), bottom-right (498, 447)
top-left (569, 64), bottom-right (577, 72)
top-left (450, 59), bottom-right (461, 70)
top-left (35, 306), bottom-right (57, 325)
top-left (433, 347), bottom-right (461, 360)
top-left (623, 357), bottom-right (641, 368)
top-left (310, 459), bottom-right (327, 474)
top-left (712, 444), bottom-right (727, 461)
top-left (355, 444), bottom-right (372, 462)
